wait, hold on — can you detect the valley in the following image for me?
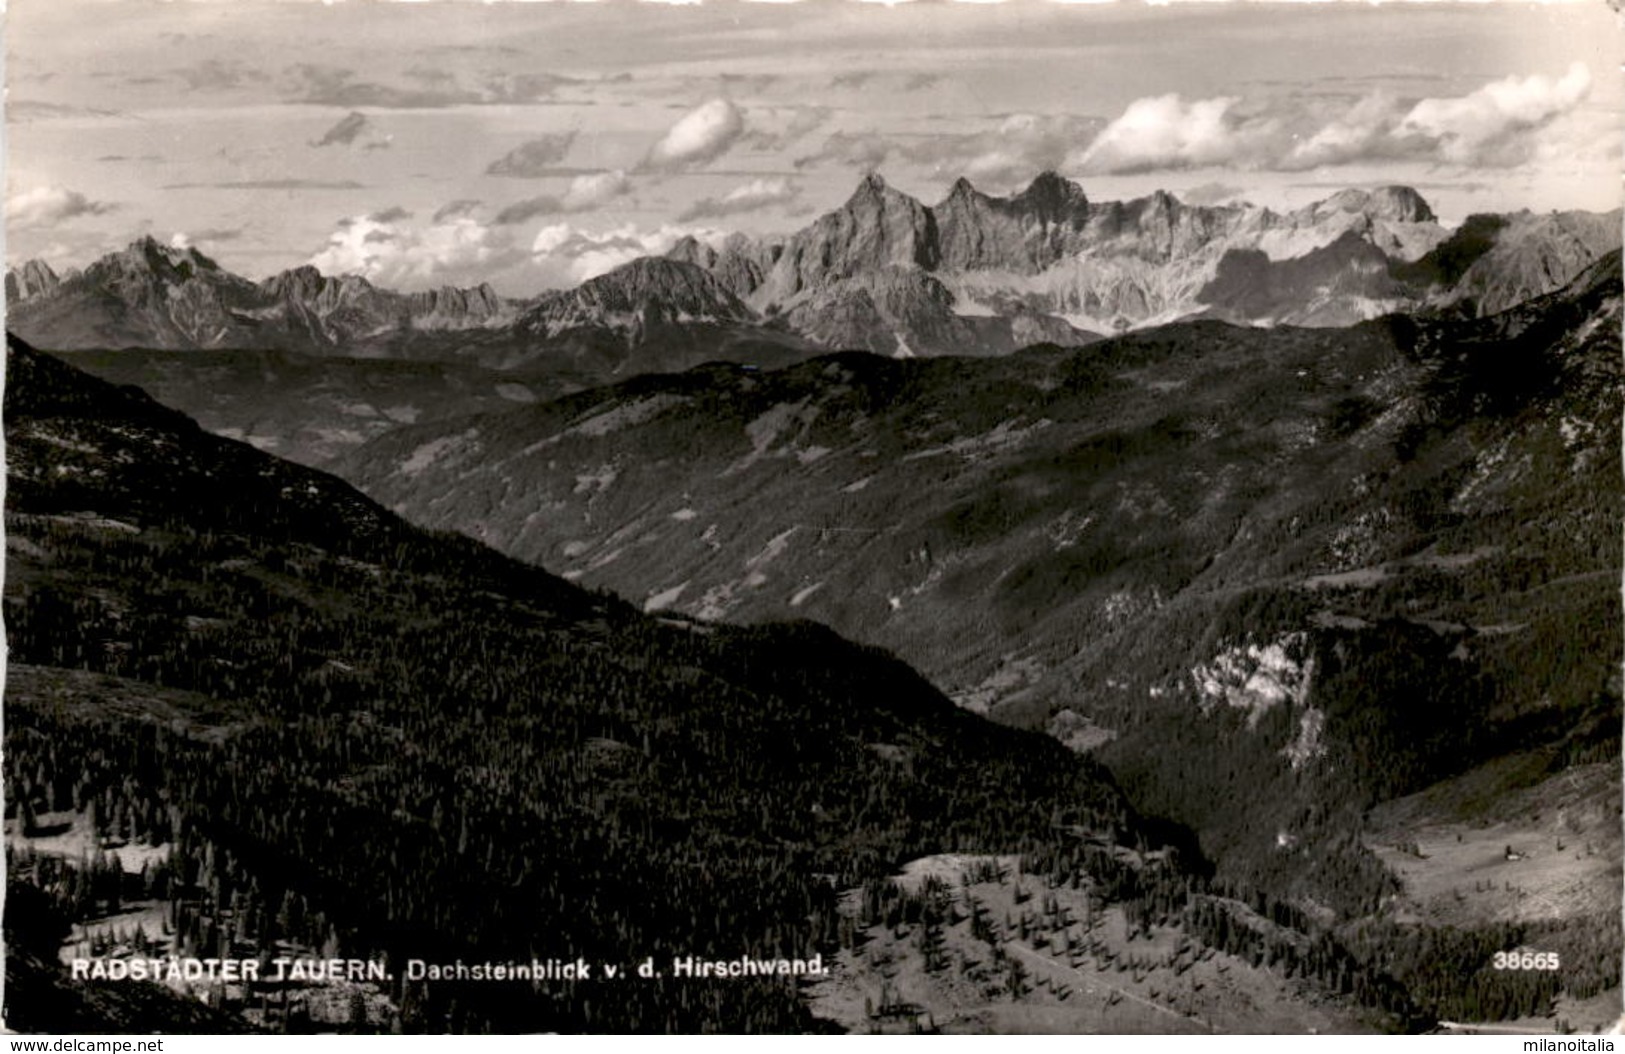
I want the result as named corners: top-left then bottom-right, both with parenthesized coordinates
top-left (5, 175), bottom-right (1620, 1036)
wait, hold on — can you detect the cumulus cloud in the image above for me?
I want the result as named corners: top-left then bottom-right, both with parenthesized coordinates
top-left (309, 212), bottom-right (526, 289)
top-left (6, 186), bottom-right (114, 226)
top-left (312, 111), bottom-right (370, 148)
top-left (492, 171), bottom-right (632, 225)
top-left (1398, 62), bottom-right (1592, 166)
top-left (486, 133), bottom-right (579, 177)
top-left (678, 177), bottom-right (800, 221)
top-left (306, 210), bottom-right (733, 292)
top-left (1067, 65), bottom-right (1599, 176)
top-left (563, 170), bottom-right (631, 210)
top-left (797, 114), bottom-right (1103, 189)
top-left (1284, 92), bottom-right (1406, 170)
top-left (532, 222), bottom-right (724, 284)
top-left (959, 114), bottom-right (1107, 186)
top-left (1073, 94), bottom-right (1281, 175)
top-left (642, 99), bottom-right (746, 171)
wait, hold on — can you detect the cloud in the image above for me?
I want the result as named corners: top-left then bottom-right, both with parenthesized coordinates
top-left (369, 206), bottom-right (413, 224)
top-left (1397, 62), bottom-right (1592, 166)
top-left (957, 114), bottom-right (1108, 186)
top-left (492, 171), bottom-right (632, 225)
top-left (494, 197), bottom-right (564, 226)
top-left (169, 227), bottom-right (246, 248)
top-left (797, 114), bottom-right (1103, 189)
top-left (486, 133), bottom-right (579, 177)
top-left (741, 106), bottom-right (832, 151)
top-left (289, 63), bottom-right (482, 109)
top-left (433, 199), bottom-right (483, 223)
top-left (1283, 92), bottom-right (1406, 170)
top-left (289, 64), bottom-right (575, 110)
top-left (531, 222), bottom-right (725, 285)
top-left (481, 72), bottom-right (576, 103)
top-left (176, 60), bottom-right (262, 92)
top-left (309, 212), bottom-right (526, 289)
top-left (312, 111), bottom-right (370, 148)
top-left (642, 99), bottom-right (746, 172)
top-left (678, 177), bottom-right (800, 221)
top-left (164, 179), bottom-right (365, 190)
top-left (1177, 182), bottom-right (1246, 207)
top-left (562, 170), bottom-right (631, 211)
top-left (1068, 65), bottom-right (1599, 176)
top-left (1073, 95), bottom-right (1282, 175)
top-left (720, 73), bottom-right (779, 94)
top-left (796, 131), bottom-right (893, 173)
top-left (7, 186), bottom-right (114, 226)
top-left (9, 101), bottom-right (122, 121)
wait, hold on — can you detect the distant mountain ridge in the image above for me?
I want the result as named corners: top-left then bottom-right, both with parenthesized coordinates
top-left (4, 237), bottom-right (521, 356)
top-left (679, 173), bottom-right (1615, 334)
top-left (8, 176), bottom-right (1619, 364)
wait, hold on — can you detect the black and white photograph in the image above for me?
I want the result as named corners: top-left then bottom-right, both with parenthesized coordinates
top-left (3, 0), bottom-right (1622, 1037)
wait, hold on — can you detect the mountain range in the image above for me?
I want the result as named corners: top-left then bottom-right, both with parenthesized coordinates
top-left (10, 174), bottom-right (1619, 370)
top-left (5, 168), bottom-right (1621, 1032)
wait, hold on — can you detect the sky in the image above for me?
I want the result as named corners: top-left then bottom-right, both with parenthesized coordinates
top-left (6, 0), bottom-right (1622, 296)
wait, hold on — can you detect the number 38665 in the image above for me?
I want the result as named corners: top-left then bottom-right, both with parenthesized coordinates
top-left (1492, 951), bottom-right (1560, 971)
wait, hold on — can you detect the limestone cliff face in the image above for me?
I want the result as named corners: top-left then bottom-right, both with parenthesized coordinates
top-left (752, 173), bottom-right (941, 308)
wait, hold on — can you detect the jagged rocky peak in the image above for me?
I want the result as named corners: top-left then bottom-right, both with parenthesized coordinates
top-left (1309, 186), bottom-right (1436, 225)
top-left (944, 176), bottom-right (983, 203)
top-left (935, 171), bottom-right (1093, 273)
top-left (1012, 170), bottom-right (1090, 218)
top-left (666, 235), bottom-right (718, 269)
top-left (6, 259), bottom-right (61, 302)
top-left (259, 264), bottom-right (330, 300)
top-left (523, 257), bottom-right (754, 333)
top-left (754, 170), bottom-right (939, 306)
top-left (848, 170), bottom-right (895, 203)
top-left (109, 235), bottom-right (223, 279)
